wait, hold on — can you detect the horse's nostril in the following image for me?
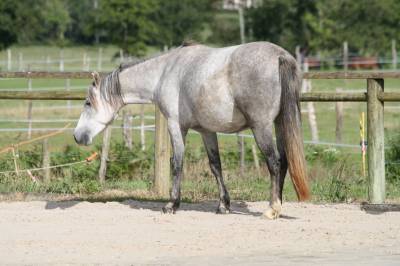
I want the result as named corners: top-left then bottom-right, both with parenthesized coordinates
top-left (83, 134), bottom-right (90, 145)
top-left (73, 134), bottom-right (79, 144)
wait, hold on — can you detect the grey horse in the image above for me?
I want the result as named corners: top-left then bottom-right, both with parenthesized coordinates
top-left (73, 41), bottom-right (310, 219)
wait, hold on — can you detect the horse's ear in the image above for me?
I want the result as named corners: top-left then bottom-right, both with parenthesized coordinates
top-left (91, 72), bottom-right (101, 87)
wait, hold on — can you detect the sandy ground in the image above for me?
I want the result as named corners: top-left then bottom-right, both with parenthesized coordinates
top-left (0, 200), bottom-right (399, 265)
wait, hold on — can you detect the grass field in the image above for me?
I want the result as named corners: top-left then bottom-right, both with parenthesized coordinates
top-left (0, 45), bottom-right (399, 203)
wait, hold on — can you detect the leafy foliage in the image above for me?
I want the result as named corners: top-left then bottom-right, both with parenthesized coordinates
top-left (246, 0), bottom-right (318, 54)
top-left (97, 0), bottom-right (159, 56)
top-left (305, 146), bottom-right (340, 167)
top-left (386, 134), bottom-right (400, 182)
top-left (246, 0), bottom-right (400, 56)
top-left (153, 0), bottom-right (213, 48)
top-left (0, 0), bottom-right (18, 50)
top-left (2, 0), bottom-right (400, 57)
top-left (208, 11), bottom-right (241, 46)
top-left (106, 142), bottom-right (153, 180)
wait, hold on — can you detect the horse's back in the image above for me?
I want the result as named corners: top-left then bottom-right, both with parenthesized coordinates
top-left (170, 42), bottom-right (293, 132)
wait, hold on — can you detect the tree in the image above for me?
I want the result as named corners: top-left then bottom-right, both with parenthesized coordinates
top-left (65, 0), bottom-right (100, 45)
top-left (0, 1), bottom-right (18, 50)
top-left (153, 0), bottom-right (214, 48)
top-left (246, 0), bottom-right (317, 54)
top-left (246, 0), bottom-right (400, 56)
top-left (40, 0), bottom-right (71, 46)
top-left (318, 0), bottom-right (400, 56)
top-left (97, 0), bottom-right (159, 56)
top-left (207, 10), bottom-right (241, 46)
top-left (0, 0), bottom-right (71, 47)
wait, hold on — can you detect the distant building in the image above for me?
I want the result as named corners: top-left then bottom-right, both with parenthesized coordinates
top-left (222, 0), bottom-right (259, 10)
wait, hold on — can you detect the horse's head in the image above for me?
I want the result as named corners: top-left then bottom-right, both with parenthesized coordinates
top-left (74, 71), bottom-right (123, 145)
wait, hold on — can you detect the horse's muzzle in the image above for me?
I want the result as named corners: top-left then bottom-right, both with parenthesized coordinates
top-left (73, 131), bottom-right (91, 146)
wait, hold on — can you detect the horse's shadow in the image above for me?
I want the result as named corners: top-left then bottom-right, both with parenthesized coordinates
top-left (44, 198), bottom-right (297, 219)
top-left (360, 202), bottom-right (400, 215)
top-left (45, 198), bottom-right (262, 216)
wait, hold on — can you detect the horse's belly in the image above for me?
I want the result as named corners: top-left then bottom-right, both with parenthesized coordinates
top-left (193, 85), bottom-right (247, 133)
top-left (196, 105), bottom-right (246, 133)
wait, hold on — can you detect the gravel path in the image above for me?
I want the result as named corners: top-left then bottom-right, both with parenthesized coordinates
top-left (0, 200), bottom-right (399, 265)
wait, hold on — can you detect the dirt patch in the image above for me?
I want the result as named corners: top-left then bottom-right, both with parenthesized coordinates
top-left (0, 200), bottom-right (399, 265)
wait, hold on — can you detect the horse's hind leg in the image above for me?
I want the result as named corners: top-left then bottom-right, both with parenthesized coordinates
top-left (162, 120), bottom-right (187, 214)
top-left (275, 118), bottom-right (288, 202)
top-left (251, 123), bottom-right (282, 219)
top-left (201, 131), bottom-right (230, 214)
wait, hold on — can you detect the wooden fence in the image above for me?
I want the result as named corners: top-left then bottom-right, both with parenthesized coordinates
top-left (1, 71), bottom-right (400, 204)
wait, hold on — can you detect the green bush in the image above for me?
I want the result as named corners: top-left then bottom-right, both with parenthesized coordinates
top-left (51, 144), bottom-right (99, 182)
top-left (305, 145), bottom-right (340, 167)
top-left (386, 134), bottom-right (400, 182)
top-left (106, 142), bottom-right (153, 180)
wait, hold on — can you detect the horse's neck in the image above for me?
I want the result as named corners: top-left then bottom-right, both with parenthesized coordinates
top-left (119, 53), bottom-right (171, 104)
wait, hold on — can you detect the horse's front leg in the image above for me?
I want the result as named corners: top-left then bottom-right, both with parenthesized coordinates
top-left (162, 120), bottom-right (187, 214)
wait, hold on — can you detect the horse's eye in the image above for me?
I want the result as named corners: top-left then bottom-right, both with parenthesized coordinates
top-left (85, 100), bottom-right (91, 107)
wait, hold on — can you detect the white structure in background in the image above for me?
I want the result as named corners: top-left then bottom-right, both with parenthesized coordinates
top-left (222, 0), bottom-right (259, 10)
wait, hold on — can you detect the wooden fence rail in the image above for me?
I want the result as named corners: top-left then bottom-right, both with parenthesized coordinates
top-left (1, 71), bottom-right (400, 203)
top-left (1, 91), bottom-right (400, 102)
top-left (2, 70), bottom-right (400, 79)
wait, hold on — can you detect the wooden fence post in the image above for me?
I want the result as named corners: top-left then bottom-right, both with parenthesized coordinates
top-left (367, 78), bottom-right (385, 203)
top-left (46, 56), bottom-right (51, 71)
top-left (335, 88), bottom-right (344, 143)
top-left (392, 39), bottom-right (397, 70)
top-left (303, 62), bottom-right (319, 141)
top-left (238, 6), bottom-right (245, 44)
top-left (42, 138), bottom-right (50, 182)
top-left (97, 47), bottom-right (103, 71)
top-left (83, 52), bottom-right (87, 70)
top-left (119, 49), bottom-right (124, 64)
top-left (343, 41), bottom-right (348, 71)
top-left (18, 52), bottom-right (23, 71)
top-left (59, 49), bottom-right (64, 72)
top-left (237, 134), bottom-right (245, 175)
top-left (295, 45), bottom-right (301, 67)
top-left (27, 76), bottom-right (33, 139)
top-left (122, 110), bottom-right (133, 150)
top-left (140, 105), bottom-right (146, 151)
top-left (65, 78), bottom-right (71, 112)
top-left (7, 49), bottom-right (11, 71)
top-left (11, 146), bottom-right (19, 176)
top-left (251, 143), bottom-right (260, 175)
top-left (99, 125), bottom-right (112, 184)
top-left (154, 105), bottom-right (170, 197)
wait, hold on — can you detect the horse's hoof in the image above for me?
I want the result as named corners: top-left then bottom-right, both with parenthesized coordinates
top-left (216, 205), bottom-right (231, 214)
top-left (162, 202), bottom-right (177, 214)
top-left (162, 206), bottom-right (175, 214)
top-left (263, 204), bottom-right (281, 220)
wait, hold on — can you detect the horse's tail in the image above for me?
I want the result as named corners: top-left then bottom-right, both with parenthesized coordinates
top-left (277, 55), bottom-right (310, 201)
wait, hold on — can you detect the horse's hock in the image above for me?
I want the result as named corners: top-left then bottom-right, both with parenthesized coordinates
top-left (1, 71), bottom-right (400, 203)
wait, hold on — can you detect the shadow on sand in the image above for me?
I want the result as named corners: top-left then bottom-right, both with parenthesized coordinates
top-left (360, 202), bottom-right (400, 215)
top-left (44, 198), bottom-right (298, 219)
